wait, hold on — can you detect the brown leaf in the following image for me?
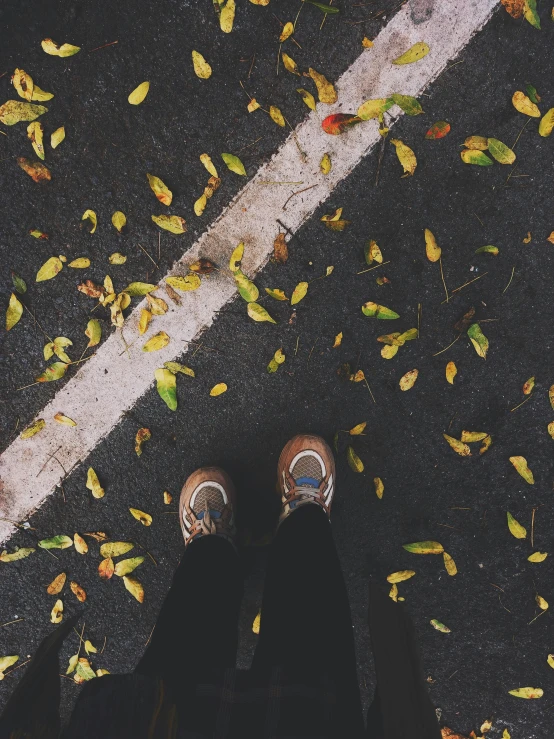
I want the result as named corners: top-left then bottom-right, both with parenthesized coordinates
top-left (46, 572), bottom-right (66, 595)
top-left (273, 233), bottom-right (289, 264)
top-left (190, 258), bottom-right (217, 274)
top-left (77, 280), bottom-right (106, 299)
top-left (70, 581), bottom-right (87, 602)
top-left (441, 728), bottom-right (468, 739)
top-left (500, 0), bottom-right (524, 18)
top-left (17, 157), bottom-right (51, 182)
top-left (453, 306), bottom-right (475, 333)
top-left (98, 557), bottom-right (115, 580)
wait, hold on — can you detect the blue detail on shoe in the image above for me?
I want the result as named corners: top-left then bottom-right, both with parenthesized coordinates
top-left (197, 509), bottom-right (222, 520)
top-left (295, 476), bottom-right (319, 487)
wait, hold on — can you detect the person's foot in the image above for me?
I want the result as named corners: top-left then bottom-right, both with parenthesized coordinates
top-left (180, 467), bottom-right (237, 548)
top-left (277, 434), bottom-right (335, 525)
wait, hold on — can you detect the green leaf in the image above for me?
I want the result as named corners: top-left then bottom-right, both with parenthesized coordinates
top-left (267, 348), bottom-right (285, 373)
top-left (362, 302), bottom-right (399, 319)
top-left (11, 272), bottom-right (27, 294)
top-left (467, 323), bottom-right (489, 359)
top-left (155, 368), bottom-right (177, 410)
top-left (523, 0), bottom-right (540, 29)
top-left (390, 93), bottom-right (423, 116)
top-left (430, 619), bottom-right (451, 633)
top-left (487, 138), bottom-right (516, 164)
top-left (304, 0), bottom-right (340, 12)
top-left (247, 303), bottom-right (276, 324)
top-left (6, 293), bottom-right (23, 331)
top-left (75, 659), bottom-right (96, 681)
top-left (509, 455), bottom-right (534, 484)
top-left (460, 149), bottom-right (493, 166)
top-left (346, 446), bottom-right (364, 473)
top-left (123, 282), bottom-right (157, 296)
top-left (164, 361), bottom-right (195, 377)
top-left (114, 556), bottom-right (145, 577)
top-left (392, 42), bottom-right (430, 65)
top-left (36, 362), bottom-right (68, 383)
top-left (403, 541), bottom-right (444, 554)
top-left (38, 535), bottom-right (73, 550)
top-left (221, 153), bottom-right (247, 176)
top-left (507, 511), bottom-right (527, 539)
top-left (290, 281), bottom-right (308, 305)
top-left (475, 245), bottom-right (499, 256)
top-left (526, 84), bottom-right (540, 104)
top-left (234, 270), bottom-right (259, 302)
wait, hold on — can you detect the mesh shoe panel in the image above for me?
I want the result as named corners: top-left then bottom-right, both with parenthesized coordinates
top-left (193, 485), bottom-right (225, 513)
top-left (291, 454), bottom-right (323, 485)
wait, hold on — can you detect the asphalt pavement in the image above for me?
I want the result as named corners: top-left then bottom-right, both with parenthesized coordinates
top-left (1, 1), bottom-right (554, 736)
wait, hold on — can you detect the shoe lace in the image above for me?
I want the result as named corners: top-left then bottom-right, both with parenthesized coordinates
top-left (293, 483), bottom-right (321, 500)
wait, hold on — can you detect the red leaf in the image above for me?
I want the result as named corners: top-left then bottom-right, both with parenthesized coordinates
top-left (425, 121), bottom-right (451, 140)
top-left (322, 113), bottom-right (362, 135)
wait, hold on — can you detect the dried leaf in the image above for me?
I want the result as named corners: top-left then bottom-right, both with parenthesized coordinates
top-left (200, 153), bottom-right (218, 177)
top-left (151, 215), bottom-right (186, 234)
top-left (41, 38), bottom-right (80, 56)
top-left (349, 422), bottom-right (366, 435)
top-left (282, 53), bottom-right (299, 75)
top-left (320, 152), bottom-right (331, 174)
top-left (507, 511), bottom-right (527, 539)
top-left (163, 491), bottom-right (172, 504)
top-left (403, 541), bottom-right (444, 554)
top-left (291, 281), bottom-right (308, 305)
top-left (509, 455), bottom-right (534, 484)
top-left (147, 173), bottom-right (172, 206)
top-left (536, 594), bottom-right (549, 611)
top-left (508, 687), bottom-right (543, 699)
top-left (70, 581), bottom-right (86, 602)
top-left (374, 477), bottom-right (384, 499)
top-left (445, 361), bottom-right (457, 384)
top-left (279, 21), bottom-right (294, 42)
top-left (86, 467), bottom-right (105, 499)
top-left (39, 535), bottom-right (73, 550)
top-left (425, 121), bottom-right (450, 139)
top-left (111, 211), bottom-right (127, 234)
top-left (165, 274), bottom-right (201, 291)
top-left (0, 548), bottom-right (35, 563)
top-left (265, 288), bottom-right (287, 301)
top-left (333, 332), bottom-right (343, 348)
top-left (443, 551), bottom-right (457, 576)
top-left (18, 157), bottom-right (51, 182)
top-left (443, 434), bottom-right (471, 457)
top-left (51, 126), bottom-right (65, 148)
top-left (364, 240), bottom-right (382, 265)
top-left (399, 369), bottom-right (418, 391)
top-left (0, 100), bottom-right (48, 125)
top-left (390, 138), bottom-right (417, 176)
top-left (346, 446), bottom-right (364, 473)
top-left (269, 105), bottom-right (285, 127)
top-left (164, 361), bottom-right (195, 377)
top-left (501, 0), bottom-right (524, 18)
top-left (123, 576), bottom-right (145, 603)
top-left (460, 430), bottom-right (488, 443)
top-left (6, 293), bottom-right (23, 331)
top-left (252, 610), bottom-right (261, 634)
top-left (130, 508), bottom-right (152, 526)
top-left (362, 302), bottom-right (399, 319)
top-left (424, 229), bottom-right (441, 262)
top-left (192, 50), bottom-right (212, 79)
top-left (210, 382), bottom-right (228, 397)
top-left (460, 149), bottom-right (493, 166)
top-left (47, 573), bottom-right (66, 594)
top-left (393, 41), bottom-right (430, 65)
top-left (538, 108), bottom-right (554, 137)
top-left (50, 599), bottom-right (63, 624)
top-left (267, 348), bottom-right (285, 373)
top-left (467, 323), bottom-right (489, 358)
top-left (80, 209), bottom-right (97, 234)
top-left (297, 88), bottom-right (317, 110)
top-left (512, 91), bottom-right (541, 117)
top-left (27, 121), bottom-right (45, 159)
top-left (247, 302), bottom-right (276, 323)
top-left (12, 68), bottom-right (54, 101)
top-left (100, 541), bottom-right (134, 558)
top-left (85, 319), bottom-right (101, 348)
top-left (128, 81), bottom-right (150, 105)
top-left (548, 421), bottom-right (554, 439)
top-left (135, 428), bottom-right (151, 456)
top-left (142, 331), bottom-right (170, 352)
top-left (114, 556), bottom-right (145, 577)
top-left (387, 570), bottom-right (415, 583)
top-left (362, 37), bottom-right (374, 48)
top-left (308, 68), bottom-right (337, 104)
top-left (487, 138), bottom-right (516, 164)
top-left (20, 419), bottom-right (46, 439)
top-left (73, 533), bottom-right (88, 554)
top-left (273, 233), bottom-right (288, 263)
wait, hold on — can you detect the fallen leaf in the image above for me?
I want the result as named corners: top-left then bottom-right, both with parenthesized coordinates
top-left (74, 658), bottom-right (96, 683)
top-left (393, 41), bottom-right (430, 65)
top-left (86, 467), bottom-right (105, 499)
top-left (512, 90), bottom-right (541, 117)
top-left (282, 53), bottom-right (299, 75)
top-left (142, 331), bottom-right (170, 352)
top-left (523, 0), bottom-right (540, 28)
top-left (291, 281), bottom-right (308, 305)
top-left (0, 548), bottom-right (35, 563)
top-left (349, 422), bottom-right (366, 435)
top-left (446, 361), bottom-right (457, 384)
top-left (390, 138), bottom-right (417, 176)
top-left (192, 50), bottom-right (212, 79)
top-left (17, 157), bottom-right (51, 182)
top-left (114, 556), bottom-right (144, 576)
top-left (528, 551), bottom-right (548, 562)
top-left (267, 348), bottom-right (285, 373)
top-left (12, 68), bottom-right (54, 101)
top-left (68, 258), bottom-right (90, 268)
top-left (81, 209), bottom-right (97, 234)
top-left (364, 240), bottom-right (383, 264)
top-left (389, 583), bottom-right (399, 602)
top-left (538, 108), bottom-right (554, 137)
top-left (151, 215), bottom-right (186, 234)
top-left (85, 319), bottom-right (101, 348)
top-left (297, 88), bottom-right (317, 110)
top-left (548, 422), bottom-right (554, 439)
top-left (6, 293), bottom-right (23, 331)
top-left (84, 640), bottom-right (97, 655)
top-left (508, 687), bottom-right (543, 699)
top-left (273, 233), bottom-right (289, 263)
top-left (210, 382), bottom-right (228, 397)
top-left (460, 431), bottom-right (488, 443)
top-left (130, 508), bottom-right (152, 526)
top-left (164, 361), bottom-right (195, 377)
top-left (362, 302), bottom-right (399, 319)
top-left (0, 100), bottom-right (48, 125)
top-left (346, 446), bottom-right (364, 473)
top-left (98, 558), bottom-right (115, 580)
top-left (501, 0), bottom-right (524, 18)
top-left (390, 93), bottom-right (423, 116)
top-left (475, 245), bottom-right (499, 256)
top-left (399, 369), bottom-right (418, 391)
top-left (123, 576), bottom-right (145, 603)
top-left (425, 121), bottom-right (450, 139)
top-left (443, 434), bottom-right (471, 457)
top-left (548, 654), bottom-right (554, 668)
top-left (135, 428), bottom-right (151, 456)
top-left (128, 81), bottom-right (150, 105)
top-left (165, 274), bottom-right (201, 291)
top-left (74, 533), bottom-right (88, 553)
top-left (443, 551), bottom-right (457, 576)
top-left (41, 38), bottom-right (80, 56)
top-left (164, 491), bottom-right (172, 504)
top-left (235, 270), bottom-right (259, 302)
top-left (100, 541), bottom-right (134, 558)
top-left (20, 418), bottom-right (46, 439)
top-left (430, 619), bottom-right (450, 633)
top-left (147, 173), bottom-right (172, 206)
top-left (46, 573), bottom-right (66, 594)
top-left (220, 0), bottom-right (235, 32)
top-left (507, 511), bottom-right (527, 539)
top-left (320, 152), bottom-right (331, 174)
top-left (374, 477), bottom-right (384, 499)
top-left (509, 455), bottom-right (534, 484)
top-left (265, 288), bottom-right (287, 301)
top-left (460, 149), bottom-right (493, 166)
top-left (403, 541), bottom-right (444, 554)
top-left (247, 302), bottom-right (276, 323)
top-left (27, 121), bottom-right (45, 159)
top-left (51, 126), bottom-right (65, 148)
top-left (36, 362), bottom-right (68, 383)
top-left (536, 594), bottom-right (549, 611)
top-left (424, 229), bottom-right (441, 262)
top-left (487, 138), bottom-right (516, 164)
top-left (39, 535), bottom-right (73, 550)
top-left (362, 37), bottom-right (374, 48)
top-left (357, 98), bottom-right (392, 120)
top-left (269, 105), bottom-right (285, 127)
top-left (464, 135), bottom-right (488, 150)
top-left (155, 368), bottom-right (177, 410)
top-left (333, 332), bottom-right (343, 348)
top-left (522, 376), bottom-right (535, 395)
top-left (308, 67), bottom-right (337, 103)
top-left (252, 610), bottom-right (261, 634)
top-left (387, 570), bottom-right (415, 583)
top-left (70, 581), bottom-right (86, 602)
top-left (467, 323), bottom-right (489, 359)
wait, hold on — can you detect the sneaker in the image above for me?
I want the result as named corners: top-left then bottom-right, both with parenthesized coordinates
top-left (179, 467), bottom-right (237, 548)
top-left (277, 434), bottom-right (335, 525)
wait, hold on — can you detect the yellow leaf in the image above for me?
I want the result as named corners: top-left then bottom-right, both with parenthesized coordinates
top-left (403, 541), bottom-right (444, 554)
top-left (399, 369), bottom-right (418, 391)
top-left (165, 274), bottom-right (201, 291)
top-left (210, 382), bottom-right (228, 397)
top-left (100, 541), bottom-right (134, 558)
top-left (536, 594), bottom-right (549, 611)
top-left (247, 301), bottom-right (277, 323)
top-left (509, 455), bottom-right (534, 484)
top-left (381, 345), bottom-right (399, 359)
top-left (346, 446), bottom-right (364, 473)
top-left (114, 556), bottom-right (145, 576)
top-left (0, 548), bottom-right (35, 563)
top-left (129, 508), bottom-right (152, 526)
top-left (247, 97), bottom-right (260, 112)
top-left (152, 214), bottom-right (186, 233)
top-left (220, 0), bottom-right (235, 32)
top-left (512, 90), bottom-right (541, 117)
top-left (192, 50), bottom-right (212, 79)
top-left (528, 551), bottom-right (548, 562)
top-left (507, 511), bottom-right (527, 539)
top-left (20, 418), bottom-right (46, 439)
top-left (364, 240), bottom-right (382, 265)
top-left (68, 258), bottom-right (90, 268)
top-left (155, 368), bottom-right (177, 410)
top-left (138, 309), bottom-right (152, 335)
top-left (0, 99), bottom-right (47, 126)
top-left (51, 599), bottom-right (63, 624)
top-left (390, 138), bottom-right (417, 176)
top-left (81, 209), bottom-right (97, 233)
top-left (74, 533), bottom-right (88, 554)
top-left (297, 88), bottom-right (316, 110)
top-left (41, 38), bottom-right (80, 57)
top-left (123, 576), bottom-right (145, 603)
top-left (333, 332), bottom-right (343, 348)
top-left (374, 477), bottom-right (384, 499)
top-left (12, 68), bottom-right (54, 101)
top-left (357, 98), bottom-right (390, 120)
top-left (460, 430), bottom-right (488, 443)
top-left (142, 331), bottom-right (170, 352)
top-left (443, 551), bottom-right (457, 576)
top-left (282, 52), bottom-right (299, 75)
top-left (27, 121), bottom-right (45, 160)
top-left (320, 152), bottom-right (331, 174)
top-left (70, 581), bottom-right (86, 602)
top-left (128, 81), bottom-right (150, 105)
top-left (147, 173), bottom-right (172, 206)
top-left (51, 126), bottom-right (65, 148)
top-left (269, 105), bottom-right (285, 127)
top-left (54, 413), bottom-right (77, 427)
top-left (508, 687), bottom-right (543, 699)
top-left (291, 281), bottom-right (308, 305)
top-left (85, 319), bottom-right (101, 348)
top-left (36, 256), bottom-right (63, 281)
top-left (387, 570), bottom-right (415, 584)
top-left (265, 288), bottom-right (287, 301)
top-left (539, 108), bottom-right (554, 137)
top-left (200, 153), bottom-right (218, 177)
top-left (279, 21), bottom-right (294, 42)
top-left (362, 37), bottom-right (374, 48)
top-left (389, 583), bottom-right (399, 601)
top-left (229, 241), bottom-right (244, 273)
top-left (445, 361), bottom-right (457, 384)
top-left (464, 135), bottom-right (489, 150)
top-left (163, 491), bottom-right (172, 504)
top-left (548, 654), bottom-right (554, 669)
top-left (522, 376), bottom-right (534, 395)
top-left (6, 293), bottom-right (23, 331)
top-left (252, 610), bottom-right (261, 634)
top-left (443, 434), bottom-right (471, 457)
top-left (135, 427), bottom-right (151, 456)
top-left (84, 640), bottom-right (97, 655)
top-left (146, 294), bottom-right (168, 315)
top-left (424, 229), bottom-right (441, 262)
top-left (46, 572), bottom-right (66, 595)
top-left (550, 384), bottom-right (554, 410)
top-left (349, 422), bottom-right (366, 435)
top-left (111, 211), bottom-right (127, 233)
top-left (86, 467), bottom-right (105, 499)
top-left (308, 67), bottom-right (337, 104)
top-left (548, 422), bottom-right (554, 439)
top-left (393, 41), bottom-right (430, 65)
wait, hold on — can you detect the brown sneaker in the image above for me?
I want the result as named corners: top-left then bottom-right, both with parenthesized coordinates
top-left (179, 467), bottom-right (237, 548)
top-left (277, 434), bottom-right (335, 525)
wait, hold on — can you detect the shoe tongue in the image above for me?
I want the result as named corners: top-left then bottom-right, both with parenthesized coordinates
top-left (295, 476), bottom-right (320, 488)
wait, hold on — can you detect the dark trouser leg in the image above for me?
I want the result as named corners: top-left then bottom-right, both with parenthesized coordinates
top-left (136, 535), bottom-right (243, 682)
top-left (252, 504), bottom-right (365, 736)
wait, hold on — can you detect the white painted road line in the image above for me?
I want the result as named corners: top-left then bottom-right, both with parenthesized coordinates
top-left (0, 0), bottom-right (499, 544)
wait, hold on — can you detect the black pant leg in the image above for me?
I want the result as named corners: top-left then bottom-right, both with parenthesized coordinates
top-left (252, 504), bottom-right (365, 735)
top-left (136, 535), bottom-right (243, 681)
